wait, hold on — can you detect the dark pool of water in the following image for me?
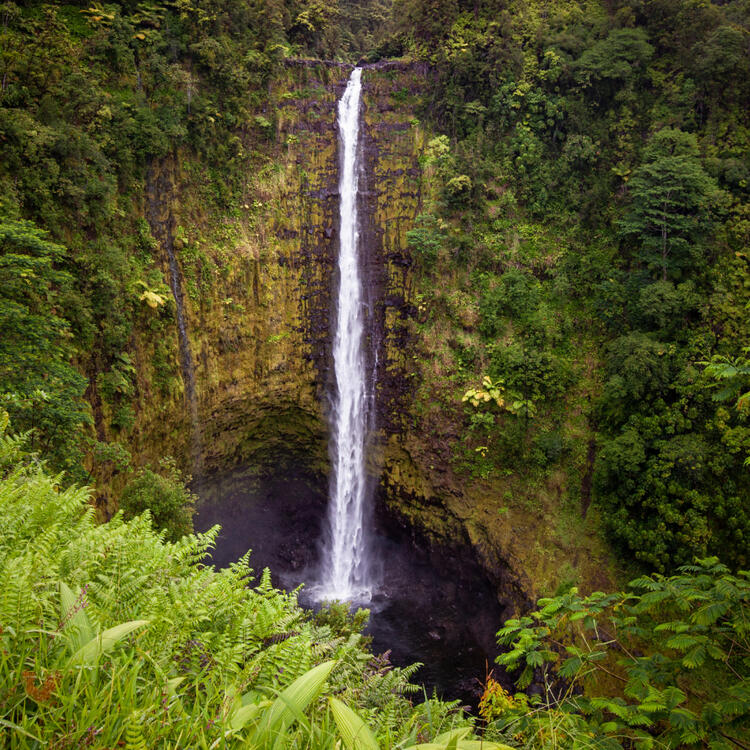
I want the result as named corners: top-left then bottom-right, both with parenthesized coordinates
top-left (193, 467), bottom-right (506, 707)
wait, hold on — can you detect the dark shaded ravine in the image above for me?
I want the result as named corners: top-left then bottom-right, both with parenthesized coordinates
top-left (193, 466), bottom-right (507, 708)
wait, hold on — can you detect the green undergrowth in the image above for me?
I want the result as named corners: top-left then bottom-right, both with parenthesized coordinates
top-left (0, 417), bottom-right (519, 749)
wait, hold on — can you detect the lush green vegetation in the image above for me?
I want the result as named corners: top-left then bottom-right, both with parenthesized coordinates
top-left (393, 0), bottom-right (750, 572)
top-left (0, 219), bottom-right (89, 475)
top-left (2, 416), bottom-right (747, 748)
top-left (488, 558), bottom-right (749, 749)
top-left (1, 0), bottom-right (286, 478)
top-left (0, 418), bottom-right (512, 749)
top-left (118, 457), bottom-right (196, 541)
top-left (2, 0), bottom-right (749, 746)
top-left (0, 0), bottom-right (393, 483)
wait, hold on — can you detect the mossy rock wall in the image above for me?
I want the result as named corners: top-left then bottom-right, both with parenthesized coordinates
top-left (360, 62), bottom-right (427, 433)
top-left (92, 62), bottom-right (429, 499)
top-left (86, 59), bottom-right (608, 606)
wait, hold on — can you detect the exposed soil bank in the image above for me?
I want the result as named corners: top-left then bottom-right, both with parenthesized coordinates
top-left (193, 464), bottom-right (508, 707)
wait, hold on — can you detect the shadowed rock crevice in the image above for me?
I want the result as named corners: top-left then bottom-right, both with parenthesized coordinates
top-left (145, 159), bottom-right (203, 474)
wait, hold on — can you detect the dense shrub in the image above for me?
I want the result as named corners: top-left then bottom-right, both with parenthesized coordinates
top-left (118, 458), bottom-right (196, 541)
top-left (492, 558), bottom-right (750, 749)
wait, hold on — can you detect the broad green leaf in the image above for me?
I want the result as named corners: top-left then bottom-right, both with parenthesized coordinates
top-left (59, 582), bottom-right (94, 651)
top-left (167, 676), bottom-right (185, 697)
top-left (251, 660), bottom-right (335, 742)
top-left (165, 676), bottom-right (186, 716)
top-left (432, 729), bottom-right (471, 745)
top-left (329, 697), bottom-right (379, 750)
top-left (70, 620), bottom-right (149, 665)
top-left (229, 700), bottom-right (268, 732)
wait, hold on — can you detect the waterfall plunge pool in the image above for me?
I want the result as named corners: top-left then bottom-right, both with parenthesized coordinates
top-left (191, 68), bottom-right (510, 709)
top-left (193, 465), bottom-right (506, 708)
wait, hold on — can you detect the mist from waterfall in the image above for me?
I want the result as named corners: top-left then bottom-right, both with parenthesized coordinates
top-left (316, 68), bottom-right (374, 603)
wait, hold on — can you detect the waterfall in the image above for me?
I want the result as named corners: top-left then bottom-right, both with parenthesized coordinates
top-left (317, 68), bottom-right (374, 602)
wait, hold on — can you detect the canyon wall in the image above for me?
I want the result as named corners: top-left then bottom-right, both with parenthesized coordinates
top-left (89, 60), bottom-right (600, 609)
top-left (94, 62), bottom-right (428, 493)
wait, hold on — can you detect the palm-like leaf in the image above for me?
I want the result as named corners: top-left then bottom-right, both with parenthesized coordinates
top-left (329, 697), bottom-right (379, 750)
top-left (69, 620), bottom-right (149, 665)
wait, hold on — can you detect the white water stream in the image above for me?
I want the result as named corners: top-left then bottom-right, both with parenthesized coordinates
top-left (316, 68), bottom-right (374, 602)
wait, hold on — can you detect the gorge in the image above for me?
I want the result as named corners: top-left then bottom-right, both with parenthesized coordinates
top-left (2, 1), bottom-right (748, 745)
top-left (192, 63), bottom-right (510, 702)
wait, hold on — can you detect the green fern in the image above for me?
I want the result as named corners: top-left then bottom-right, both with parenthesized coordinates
top-left (0, 428), bottom-right (485, 748)
top-left (125, 712), bottom-right (147, 750)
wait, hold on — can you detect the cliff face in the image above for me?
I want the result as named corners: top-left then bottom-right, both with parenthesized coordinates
top-left (360, 62), bottom-right (426, 431)
top-left (90, 59), bottom-right (606, 608)
top-left (94, 62), bottom-right (427, 490)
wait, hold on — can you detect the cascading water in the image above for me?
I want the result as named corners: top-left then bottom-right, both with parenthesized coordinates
top-left (193, 66), bottom-right (508, 705)
top-left (316, 68), bottom-right (374, 603)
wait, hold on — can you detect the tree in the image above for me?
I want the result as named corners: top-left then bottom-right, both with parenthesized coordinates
top-left (406, 213), bottom-right (445, 270)
top-left (702, 347), bottom-right (750, 467)
top-left (0, 218), bottom-right (89, 475)
top-left (619, 129), bottom-right (719, 281)
top-left (575, 28), bottom-right (654, 94)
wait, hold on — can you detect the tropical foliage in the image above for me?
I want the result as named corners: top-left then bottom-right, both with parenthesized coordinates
top-left (488, 558), bottom-right (750, 749)
top-left (394, 0), bottom-right (750, 571)
top-left (2, 0), bottom-right (750, 746)
top-left (0, 418), bottom-right (505, 749)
